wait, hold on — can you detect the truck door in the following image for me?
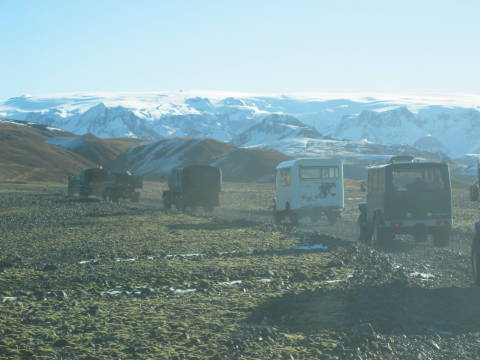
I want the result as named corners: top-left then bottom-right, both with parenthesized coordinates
top-left (276, 167), bottom-right (292, 211)
top-left (367, 169), bottom-right (385, 223)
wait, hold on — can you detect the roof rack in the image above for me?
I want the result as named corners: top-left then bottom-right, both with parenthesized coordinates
top-left (389, 155), bottom-right (414, 164)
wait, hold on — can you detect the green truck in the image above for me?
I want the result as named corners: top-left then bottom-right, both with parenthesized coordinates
top-left (162, 165), bottom-right (222, 212)
top-left (358, 156), bottom-right (452, 247)
top-left (68, 168), bottom-right (143, 202)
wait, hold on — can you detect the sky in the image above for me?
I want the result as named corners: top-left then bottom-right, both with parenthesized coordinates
top-left (0, 0), bottom-right (479, 100)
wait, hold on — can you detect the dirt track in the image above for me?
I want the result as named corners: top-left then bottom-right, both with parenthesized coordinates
top-left (207, 182), bottom-right (480, 359)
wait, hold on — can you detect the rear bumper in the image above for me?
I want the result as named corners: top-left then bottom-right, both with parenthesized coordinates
top-left (383, 219), bottom-right (451, 233)
top-left (294, 205), bottom-right (343, 215)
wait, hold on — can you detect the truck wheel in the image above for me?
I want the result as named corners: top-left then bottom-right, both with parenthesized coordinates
top-left (204, 205), bottom-right (215, 213)
top-left (130, 192), bottom-right (140, 203)
top-left (272, 201), bottom-right (284, 225)
top-left (289, 212), bottom-right (299, 226)
top-left (371, 221), bottom-right (392, 247)
top-left (273, 209), bottom-right (283, 225)
top-left (433, 230), bottom-right (450, 247)
top-left (358, 222), bottom-right (370, 244)
top-left (357, 204), bottom-right (369, 243)
top-left (472, 235), bottom-right (480, 285)
top-left (111, 191), bottom-right (120, 203)
top-left (327, 212), bottom-right (340, 225)
top-left (162, 192), bottom-right (172, 210)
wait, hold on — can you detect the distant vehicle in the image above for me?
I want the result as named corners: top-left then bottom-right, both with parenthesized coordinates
top-left (67, 168), bottom-right (143, 202)
top-left (162, 165), bottom-right (222, 212)
top-left (358, 156), bottom-right (452, 247)
top-left (273, 158), bottom-right (344, 225)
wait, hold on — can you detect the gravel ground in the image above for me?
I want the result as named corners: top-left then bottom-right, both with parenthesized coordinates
top-left (2, 181), bottom-right (480, 359)
top-left (211, 182), bottom-right (480, 359)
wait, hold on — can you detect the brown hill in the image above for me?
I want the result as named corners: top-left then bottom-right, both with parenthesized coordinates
top-left (0, 119), bottom-right (94, 182)
top-left (109, 138), bottom-right (236, 178)
top-left (110, 137), bottom-right (290, 182)
top-left (212, 148), bottom-right (292, 182)
top-left (48, 133), bottom-right (144, 167)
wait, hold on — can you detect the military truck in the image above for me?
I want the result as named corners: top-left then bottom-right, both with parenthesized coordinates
top-left (162, 165), bottom-right (222, 212)
top-left (273, 158), bottom-right (344, 225)
top-left (358, 156), bottom-right (452, 247)
top-left (67, 168), bottom-right (143, 202)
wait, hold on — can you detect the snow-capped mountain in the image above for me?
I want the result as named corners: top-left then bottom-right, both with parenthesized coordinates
top-left (232, 114), bottom-right (325, 147)
top-left (0, 92), bottom-right (265, 141)
top-left (335, 106), bottom-right (480, 157)
top-left (1, 91), bottom-right (480, 157)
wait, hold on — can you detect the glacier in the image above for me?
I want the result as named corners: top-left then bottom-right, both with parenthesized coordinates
top-left (1, 91), bottom-right (480, 157)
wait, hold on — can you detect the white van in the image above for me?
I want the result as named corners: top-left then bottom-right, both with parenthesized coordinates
top-left (273, 158), bottom-right (344, 224)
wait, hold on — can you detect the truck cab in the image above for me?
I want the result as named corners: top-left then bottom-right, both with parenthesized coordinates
top-left (273, 158), bottom-right (344, 224)
top-left (358, 156), bottom-right (452, 246)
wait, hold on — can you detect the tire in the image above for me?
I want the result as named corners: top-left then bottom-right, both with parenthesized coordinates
top-left (284, 203), bottom-right (298, 226)
top-left (289, 211), bottom-right (299, 226)
top-left (283, 203), bottom-right (298, 227)
top-left (358, 222), bottom-right (370, 244)
top-left (327, 212), bottom-right (340, 225)
top-left (110, 190), bottom-right (120, 203)
top-left (204, 204), bottom-right (215, 213)
top-left (371, 220), bottom-right (393, 247)
top-left (433, 230), bottom-right (450, 248)
top-left (357, 205), bottom-right (369, 243)
top-left (163, 192), bottom-right (172, 210)
top-left (128, 191), bottom-right (140, 203)
top-left (309, 214), bottom-right (321, 224)
top-left (472, 235), bottom-right (480, 285)
top-left (273, 209), bottom-right (283, 225)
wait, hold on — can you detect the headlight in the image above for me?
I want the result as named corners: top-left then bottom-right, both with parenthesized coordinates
top-left (406, 212), bottom-right (412, 218)
top-left (427, 212), bottom-right (432, 217)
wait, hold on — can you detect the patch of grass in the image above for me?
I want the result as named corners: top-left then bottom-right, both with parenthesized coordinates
top-left (0, 182), bottom-right (352, 359)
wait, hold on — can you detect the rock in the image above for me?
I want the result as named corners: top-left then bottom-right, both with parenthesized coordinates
top-left (53, 338), bottom-right (69, 347)
top-left (351, 323), bottom-right (376, 339)
top-left (430, 340), bottom-right (440, 350)
top-left (42, 264), bottom-right (58, 271)
top-left (87, 305), bottom-right (99, 316)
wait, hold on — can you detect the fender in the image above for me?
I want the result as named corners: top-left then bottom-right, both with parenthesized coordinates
top-left (358, 203), bottom-right (368, 225)
top-left (373, 209), bottom-right (385, 226)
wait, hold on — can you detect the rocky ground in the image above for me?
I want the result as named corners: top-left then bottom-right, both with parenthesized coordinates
top-left (1, 181), bottom-right (480, 359)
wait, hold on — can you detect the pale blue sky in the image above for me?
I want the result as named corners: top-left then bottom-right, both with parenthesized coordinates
top-left (0, 0), bottom-right (479, 100)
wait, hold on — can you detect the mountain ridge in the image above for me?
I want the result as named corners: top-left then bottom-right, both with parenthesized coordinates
top-left (2, 91), bottom-right (480, 157)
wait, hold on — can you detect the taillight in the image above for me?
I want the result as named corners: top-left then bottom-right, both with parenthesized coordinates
top-left (391, 223), bottom-right (402, 227)
top-left (436, 220), bottom-right (449, 225)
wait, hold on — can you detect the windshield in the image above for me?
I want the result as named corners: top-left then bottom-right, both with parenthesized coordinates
top-left (300, 166), bottom-right (339, 180)
top-left (391, 166), bottom-right (447, 191)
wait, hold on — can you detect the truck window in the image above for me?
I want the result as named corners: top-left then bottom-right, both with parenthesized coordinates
top-left (300, 166), bottom-right (338, 180)
top-left (392, 167), bottom-right (446, 191)
top-left (280, 168), bottom-right (291, 186)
